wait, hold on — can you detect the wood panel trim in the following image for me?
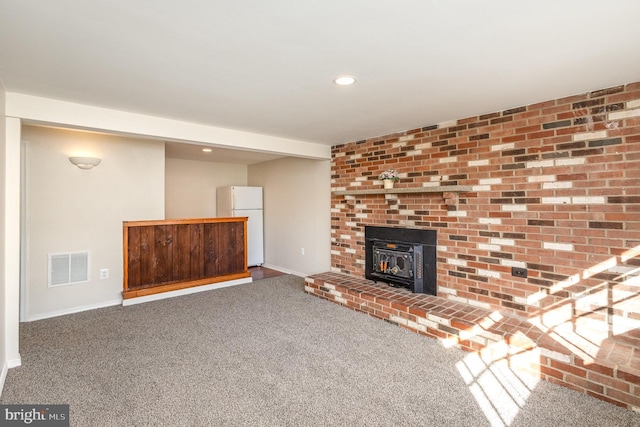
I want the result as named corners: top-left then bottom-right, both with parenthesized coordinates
top-left (123, 224), bottom-right (130, 292)
top-left (122, 271), bottom-right (251, 299)
top-left (123, 217), bottom-right (247, 227)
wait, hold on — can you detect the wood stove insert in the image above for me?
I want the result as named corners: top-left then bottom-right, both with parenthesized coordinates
top-left (365, 226), bottom-right (437, 295)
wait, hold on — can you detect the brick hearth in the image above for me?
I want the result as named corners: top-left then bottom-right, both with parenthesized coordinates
top-left (305, 272), bottom-right (640, 410)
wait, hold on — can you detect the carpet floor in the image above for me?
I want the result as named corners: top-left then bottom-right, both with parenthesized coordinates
top-left (1, 275), bottom-right (639, 426)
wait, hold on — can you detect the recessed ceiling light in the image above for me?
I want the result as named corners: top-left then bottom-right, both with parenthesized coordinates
top-left (333, 76), bottom-right (357, 86)
top-left (202, 148), bottom-right (212, 153)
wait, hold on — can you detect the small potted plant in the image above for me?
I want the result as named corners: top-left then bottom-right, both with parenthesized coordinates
top-left (379, 169), bottom-right (400, 189)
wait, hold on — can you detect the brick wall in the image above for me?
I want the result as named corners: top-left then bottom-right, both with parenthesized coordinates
top-left (330, 82), bottom-right (640, 408)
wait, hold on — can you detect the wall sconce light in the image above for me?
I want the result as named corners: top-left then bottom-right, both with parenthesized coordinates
top-left (69, 156), bottom-right (101, 170)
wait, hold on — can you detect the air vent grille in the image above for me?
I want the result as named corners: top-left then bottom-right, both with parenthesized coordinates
top-left (48, 251), bottom-right (90, 287)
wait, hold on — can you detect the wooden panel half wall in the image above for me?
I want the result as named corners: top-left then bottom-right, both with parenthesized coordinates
top-left (122, 217), bottom-right (249, 299)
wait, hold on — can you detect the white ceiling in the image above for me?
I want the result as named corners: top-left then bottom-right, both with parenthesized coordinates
top-left (2, 0), bottom-right (640, 154)
top-left (164, 140), bottom-right (284, 165)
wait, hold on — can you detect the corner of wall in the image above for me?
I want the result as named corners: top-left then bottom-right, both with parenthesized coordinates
top-left (0, 82), bottom-right (6, 390)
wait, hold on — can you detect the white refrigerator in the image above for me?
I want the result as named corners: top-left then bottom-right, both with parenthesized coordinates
top-left (216, 186), bottom-right (264, 267)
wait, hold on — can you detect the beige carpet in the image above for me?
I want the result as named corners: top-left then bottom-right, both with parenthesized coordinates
top-left (2, 275), bottom-right (639, 426)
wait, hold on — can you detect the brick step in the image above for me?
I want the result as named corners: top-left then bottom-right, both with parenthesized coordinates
top-left (305, 272), bottom-right (640, 411)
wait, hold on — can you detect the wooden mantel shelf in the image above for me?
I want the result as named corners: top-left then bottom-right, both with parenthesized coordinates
top-left (333, 185), bottom-right (472, 196)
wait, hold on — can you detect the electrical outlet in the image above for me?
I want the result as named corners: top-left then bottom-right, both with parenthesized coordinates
top-left (99, 268), bottom-right (109, 279)
top-left (301, 247), bottom-right (305, 255)
top-left (512, 267), bottom-right (527, 278)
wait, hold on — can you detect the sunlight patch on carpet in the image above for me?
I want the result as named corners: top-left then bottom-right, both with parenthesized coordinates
top-left (456, 351), bottom-right (539, 427)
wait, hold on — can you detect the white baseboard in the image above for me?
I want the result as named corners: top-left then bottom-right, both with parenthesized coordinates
top-left (7, 358), bottom-right (21, 369)
top-left (26, 299), bottom-right (122, 322)
top-left (0, 360), bottom-right (7, 398)
top-left (0, 357), bottom-right (22, 399)
top-left (261, 264), bottom-right (307, 278)
top-left (122, 277), bottom-right (253, 307)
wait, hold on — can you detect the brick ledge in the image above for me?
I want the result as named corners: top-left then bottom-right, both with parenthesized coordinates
top-left (305, 272), bottom-right (640, 411)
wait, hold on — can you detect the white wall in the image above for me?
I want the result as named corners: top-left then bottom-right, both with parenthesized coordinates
top-left (1, 89), bottom-right (21, 395)
top-left (23, 126), bottom-right (165, 320)
top-left (167, 156), bottom-right (333, 276)
top-left (165, 158), bottom-right (248, 219)
top-left (0, 81), bottom-right (7, 392)
top-left (249, 157), bottom-right (331, 276)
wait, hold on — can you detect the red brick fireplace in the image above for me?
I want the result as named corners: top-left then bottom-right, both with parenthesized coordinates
top-left (306, 82), bottom-right (640, 410)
